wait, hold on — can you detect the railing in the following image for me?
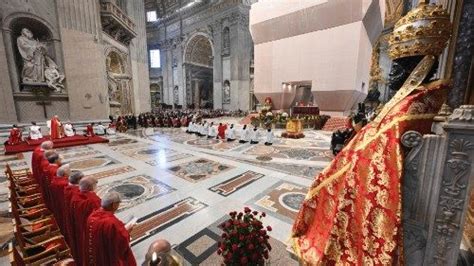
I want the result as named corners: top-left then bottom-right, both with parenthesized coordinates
top-left (100, 0), bottom-right (136, 35)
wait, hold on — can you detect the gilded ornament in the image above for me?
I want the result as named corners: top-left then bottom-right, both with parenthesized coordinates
top-left (388, 3), bottom-right (452, 60)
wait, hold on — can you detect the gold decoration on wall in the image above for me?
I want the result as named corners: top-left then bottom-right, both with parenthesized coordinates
top-left (369, 40), bottom-right (383, 88)
top-left (384, 0), bottom-right (404, 28)
top-left (388, 3), bottom-right (452, 60)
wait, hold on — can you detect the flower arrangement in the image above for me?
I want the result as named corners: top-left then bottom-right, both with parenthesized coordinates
top-left (217, 207), bottom-right (272, 265)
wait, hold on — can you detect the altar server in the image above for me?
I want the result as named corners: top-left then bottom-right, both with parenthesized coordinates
top-left (29, 122), bottom-right (43, 140)
top-left (265, 128), bottom-right (274, 146)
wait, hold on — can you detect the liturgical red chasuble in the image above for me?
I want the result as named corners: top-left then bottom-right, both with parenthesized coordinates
top-left (86, 208), bottom-right (136, 266)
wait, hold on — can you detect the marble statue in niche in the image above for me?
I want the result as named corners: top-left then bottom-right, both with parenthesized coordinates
top-left (173, 86), bottom-right (179, 104)
top-left (17, 28), bottom-right (64, 91)
top-left (222, 27), bottom-right (230, 56)
top-left (223, 80), bottom-right (231, 104)
top-left (107, 72), bottom-right (122, 107)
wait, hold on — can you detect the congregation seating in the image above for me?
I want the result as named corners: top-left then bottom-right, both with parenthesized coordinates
top-left (5, 164), bottom-right (72, 265)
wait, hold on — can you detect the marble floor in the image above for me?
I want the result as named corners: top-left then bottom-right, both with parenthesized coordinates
top-left (0, 122), bottom-right (333, 265)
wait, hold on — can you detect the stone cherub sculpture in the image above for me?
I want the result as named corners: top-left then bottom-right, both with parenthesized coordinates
top-left (44, 58), bottom-right (65, 92)
top-left (17, 28), bottom-right (65, 91)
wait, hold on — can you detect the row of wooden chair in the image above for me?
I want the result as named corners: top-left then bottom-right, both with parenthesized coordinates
top-left (5, 164), bottom-right (73, 265)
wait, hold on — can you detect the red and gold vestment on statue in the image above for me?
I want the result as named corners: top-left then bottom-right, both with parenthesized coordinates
top-left (292, 79), bottom-right (449, 265)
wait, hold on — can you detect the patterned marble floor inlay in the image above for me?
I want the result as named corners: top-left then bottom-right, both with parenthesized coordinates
top-left (62, 149), bottom-right (101, 159)
top-left (130, 197), bottom-right (207, 246)
top-left (251, 182), bottom-right (308, 222)
top-left (145, 153), bottom-right (192, 166)
top-left (121, 147), bottom-right (178, 161)
top-left (0, 153), bottom-right (23, 162)
top-left (209, 171), bottom-right (264, 196)
top-left (107, 137), bottom-right (139, 146)
top-left (96, 175), bottom-right (176, 212)
top-left (67, 155), bottom-right (118, 171)
top-left (175, 215), bottom-right (298, 265)
top-left (237, 158), bottom-right (324, 179)
top-left (245, 145), bottom-right (332, 161)
top-left (168, 158), bottom-right (233, 182)
top-left (2, 125), bottom-right (334, 263)
top-left (85, 166), bottom-right (136, 180)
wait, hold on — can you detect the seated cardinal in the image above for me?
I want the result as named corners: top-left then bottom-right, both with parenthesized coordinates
top-left (7, 125), bottom-right (22, 145)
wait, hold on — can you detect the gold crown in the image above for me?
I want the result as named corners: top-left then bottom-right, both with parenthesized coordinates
top-left (388, 3), bottom-right (452, 60)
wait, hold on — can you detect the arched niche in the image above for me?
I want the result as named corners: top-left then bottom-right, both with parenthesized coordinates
top-left (150, 83), bottom-right (161, 108)
top-left (222, 27), bottom-right (230, 56)
top-left (105, 49), bottom-right (132, 115)
top-left (184, 33), bottom-right (214, 67)
top-left (183, 32), bottom-right (215, 109)
top-left (2, 14), bottom-right (62, 92)
top-left (106, 50), bottom-right (127, 74)
top-left (223, 80), bottom-right (231, 104)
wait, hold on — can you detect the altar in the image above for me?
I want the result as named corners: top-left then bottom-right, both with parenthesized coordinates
top-left (291, 106), bottom-right (320, 116)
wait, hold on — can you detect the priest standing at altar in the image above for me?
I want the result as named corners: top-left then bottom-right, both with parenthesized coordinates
top-left (49, 115), bottom-right (63, 139)
top-left (86, 192), bottom-right (136, 266)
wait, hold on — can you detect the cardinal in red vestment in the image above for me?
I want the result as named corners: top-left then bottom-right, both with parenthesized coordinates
top-left (86, 191), bottom-right (136, 266)
top-left (6, 125), bottom-right (22, 145)
top-left (291, 4), bottom-right (452, 264)
top-left (217, 123), bottom-right (227, 139)
top-left (49, 164), bottom-right (71, 233)
top-left (31, 141), bottom-right (53, 184)
top-left (69, 177), bottom-right (100, 265)
top-left (41, 151), bottom-right (61, 209)
top-left (63, 171), bottom-right (84, 257)
top-left (50, 115), bottom-right (62, 139)
top-left (85, 123), bottom-right (95, 137)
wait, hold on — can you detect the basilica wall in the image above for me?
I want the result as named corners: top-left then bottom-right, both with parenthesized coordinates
top-left (147, 0), bottom-right (253, 111)
top-left (0, 0), bottom-right (150, 123)
top-left (126, 0), bottom-right (151, 115)
top-left (250, 0), bottom-right (383, 115)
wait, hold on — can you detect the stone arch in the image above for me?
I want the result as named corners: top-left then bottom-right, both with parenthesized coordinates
top-left (183, 32), bottom-right (214, 67)
top-left (106, 51), bottom-right (125, 74)
top-left (105, 48), bottom-right (128, 74)
top-left (2, 13), bottom-right (63, 92)
top-left (2, 12), bottom-right (60, 40)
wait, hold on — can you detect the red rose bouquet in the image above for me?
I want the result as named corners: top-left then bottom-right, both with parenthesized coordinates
top-left (217, 207), bottom-right (272, 265)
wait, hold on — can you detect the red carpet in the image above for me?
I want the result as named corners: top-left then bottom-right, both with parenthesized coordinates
top-left (4, 135), bottom-right (109, 155)
top-left (322, 117), bottom-right (350, 131)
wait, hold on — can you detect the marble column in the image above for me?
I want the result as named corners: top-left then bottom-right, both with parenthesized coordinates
top-left (2, 29), bottom-right (20, 92)
top-left (0, 29), bottom-right (18, 122)
top-left (212, 20), bottom-right (223, 110)
top-left (193, 79), bottom-right (201, 108)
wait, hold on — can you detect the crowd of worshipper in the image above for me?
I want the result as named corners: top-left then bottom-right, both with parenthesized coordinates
top-left (187, 121), bottom-right (275, 146)
top-left (110, 109), bottom-right (247, 133)
top-left (30, 141), bottom-right (177, 265)
top-left (5, 109), bottom-right (248, 145)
